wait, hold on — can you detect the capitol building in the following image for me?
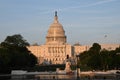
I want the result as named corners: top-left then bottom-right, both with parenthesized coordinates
top-left (27, 12), bottom-right (119, 64)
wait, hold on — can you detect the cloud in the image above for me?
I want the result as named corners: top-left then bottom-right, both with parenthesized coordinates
top-left (55, 0), bottom-right (117, 13)
top-left (82, 0), bottom-right (117, 7)
top-left (37, 0), bottom-right (117, 15)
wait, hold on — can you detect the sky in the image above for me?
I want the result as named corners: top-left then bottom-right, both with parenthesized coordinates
top-left (0, 0), bottom-right (120, 45)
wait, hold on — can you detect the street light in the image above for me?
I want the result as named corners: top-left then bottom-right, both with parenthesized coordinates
top-left (76, 55), bottom-right (80, 80)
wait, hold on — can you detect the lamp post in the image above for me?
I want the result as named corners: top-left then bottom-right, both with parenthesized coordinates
top-left (76, 55), bottom-right (80, 80)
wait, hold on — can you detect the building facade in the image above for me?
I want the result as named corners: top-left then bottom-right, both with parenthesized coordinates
top-left (28, 12), bottom-right (74, 64)
top-left (27, 12), bottom-right (120, 64)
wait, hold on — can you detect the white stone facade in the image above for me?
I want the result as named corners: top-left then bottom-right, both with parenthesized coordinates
top-left (27, 12), bottom-right (74, 64)
top-left (27, 12), bottom-right (120, 64)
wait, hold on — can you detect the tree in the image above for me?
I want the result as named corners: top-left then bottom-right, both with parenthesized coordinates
top-left (1, 34), bottom-right (29, 47)
top-left (0, 34), bottom-right (37, 74)
top-left (100, 50), bottom-right (110, 70)
top-left (79, 43), bottom-right (120, 71)
top-left (79, 43), bottom-right (102, 70)
top-left (0, 48), bottom-right (11, 74)
top-left (90, 43), bottom-right (101, 53)
top-left (79, 51), bottom-right (92, 71)
top-left (112, 47), bottom-right (120, 69)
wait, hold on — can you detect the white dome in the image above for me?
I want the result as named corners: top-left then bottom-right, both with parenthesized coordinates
top-left (46, 11), bottom-right (66, 45)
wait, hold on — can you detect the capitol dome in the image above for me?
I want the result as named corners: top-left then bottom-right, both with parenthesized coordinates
top-left (46, 11), bottom-right (66, 44)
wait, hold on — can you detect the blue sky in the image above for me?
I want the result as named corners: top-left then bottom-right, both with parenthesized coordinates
top-left (0, 0), bottom-right (120, 45)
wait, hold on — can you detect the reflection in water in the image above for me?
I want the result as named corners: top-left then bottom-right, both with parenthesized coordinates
top-left (9, 74), bottom-right (76, 80)
top-left (35, 74), bottom-right (76, 80)
top-left (0, 73), bottom-right (120, 80)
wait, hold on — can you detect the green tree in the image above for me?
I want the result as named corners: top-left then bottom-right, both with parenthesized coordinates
top-left (0, 48), bottom-right (11, 73)
top-left (79, 51), bottom-right (92, 71)
top-left (79, 43), bottom-right (120, 71)
top-left (79, 43), bottom-right (102, 70)
top-left (100, 50), bottom-right (110, 70)
top-left (112, 47), bottom-right (120, 69)
top-left (0, 34), bottom-right (37, 74)
top-left (89, 43), bottom-right (101, 53)
top-left (1, 34), bottom-right (29, 47)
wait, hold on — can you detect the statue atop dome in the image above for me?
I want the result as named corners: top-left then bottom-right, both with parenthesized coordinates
top-left (54, 11), bottom-right (59, 23)
top-left (55, 11), bottom-right (57, 17)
